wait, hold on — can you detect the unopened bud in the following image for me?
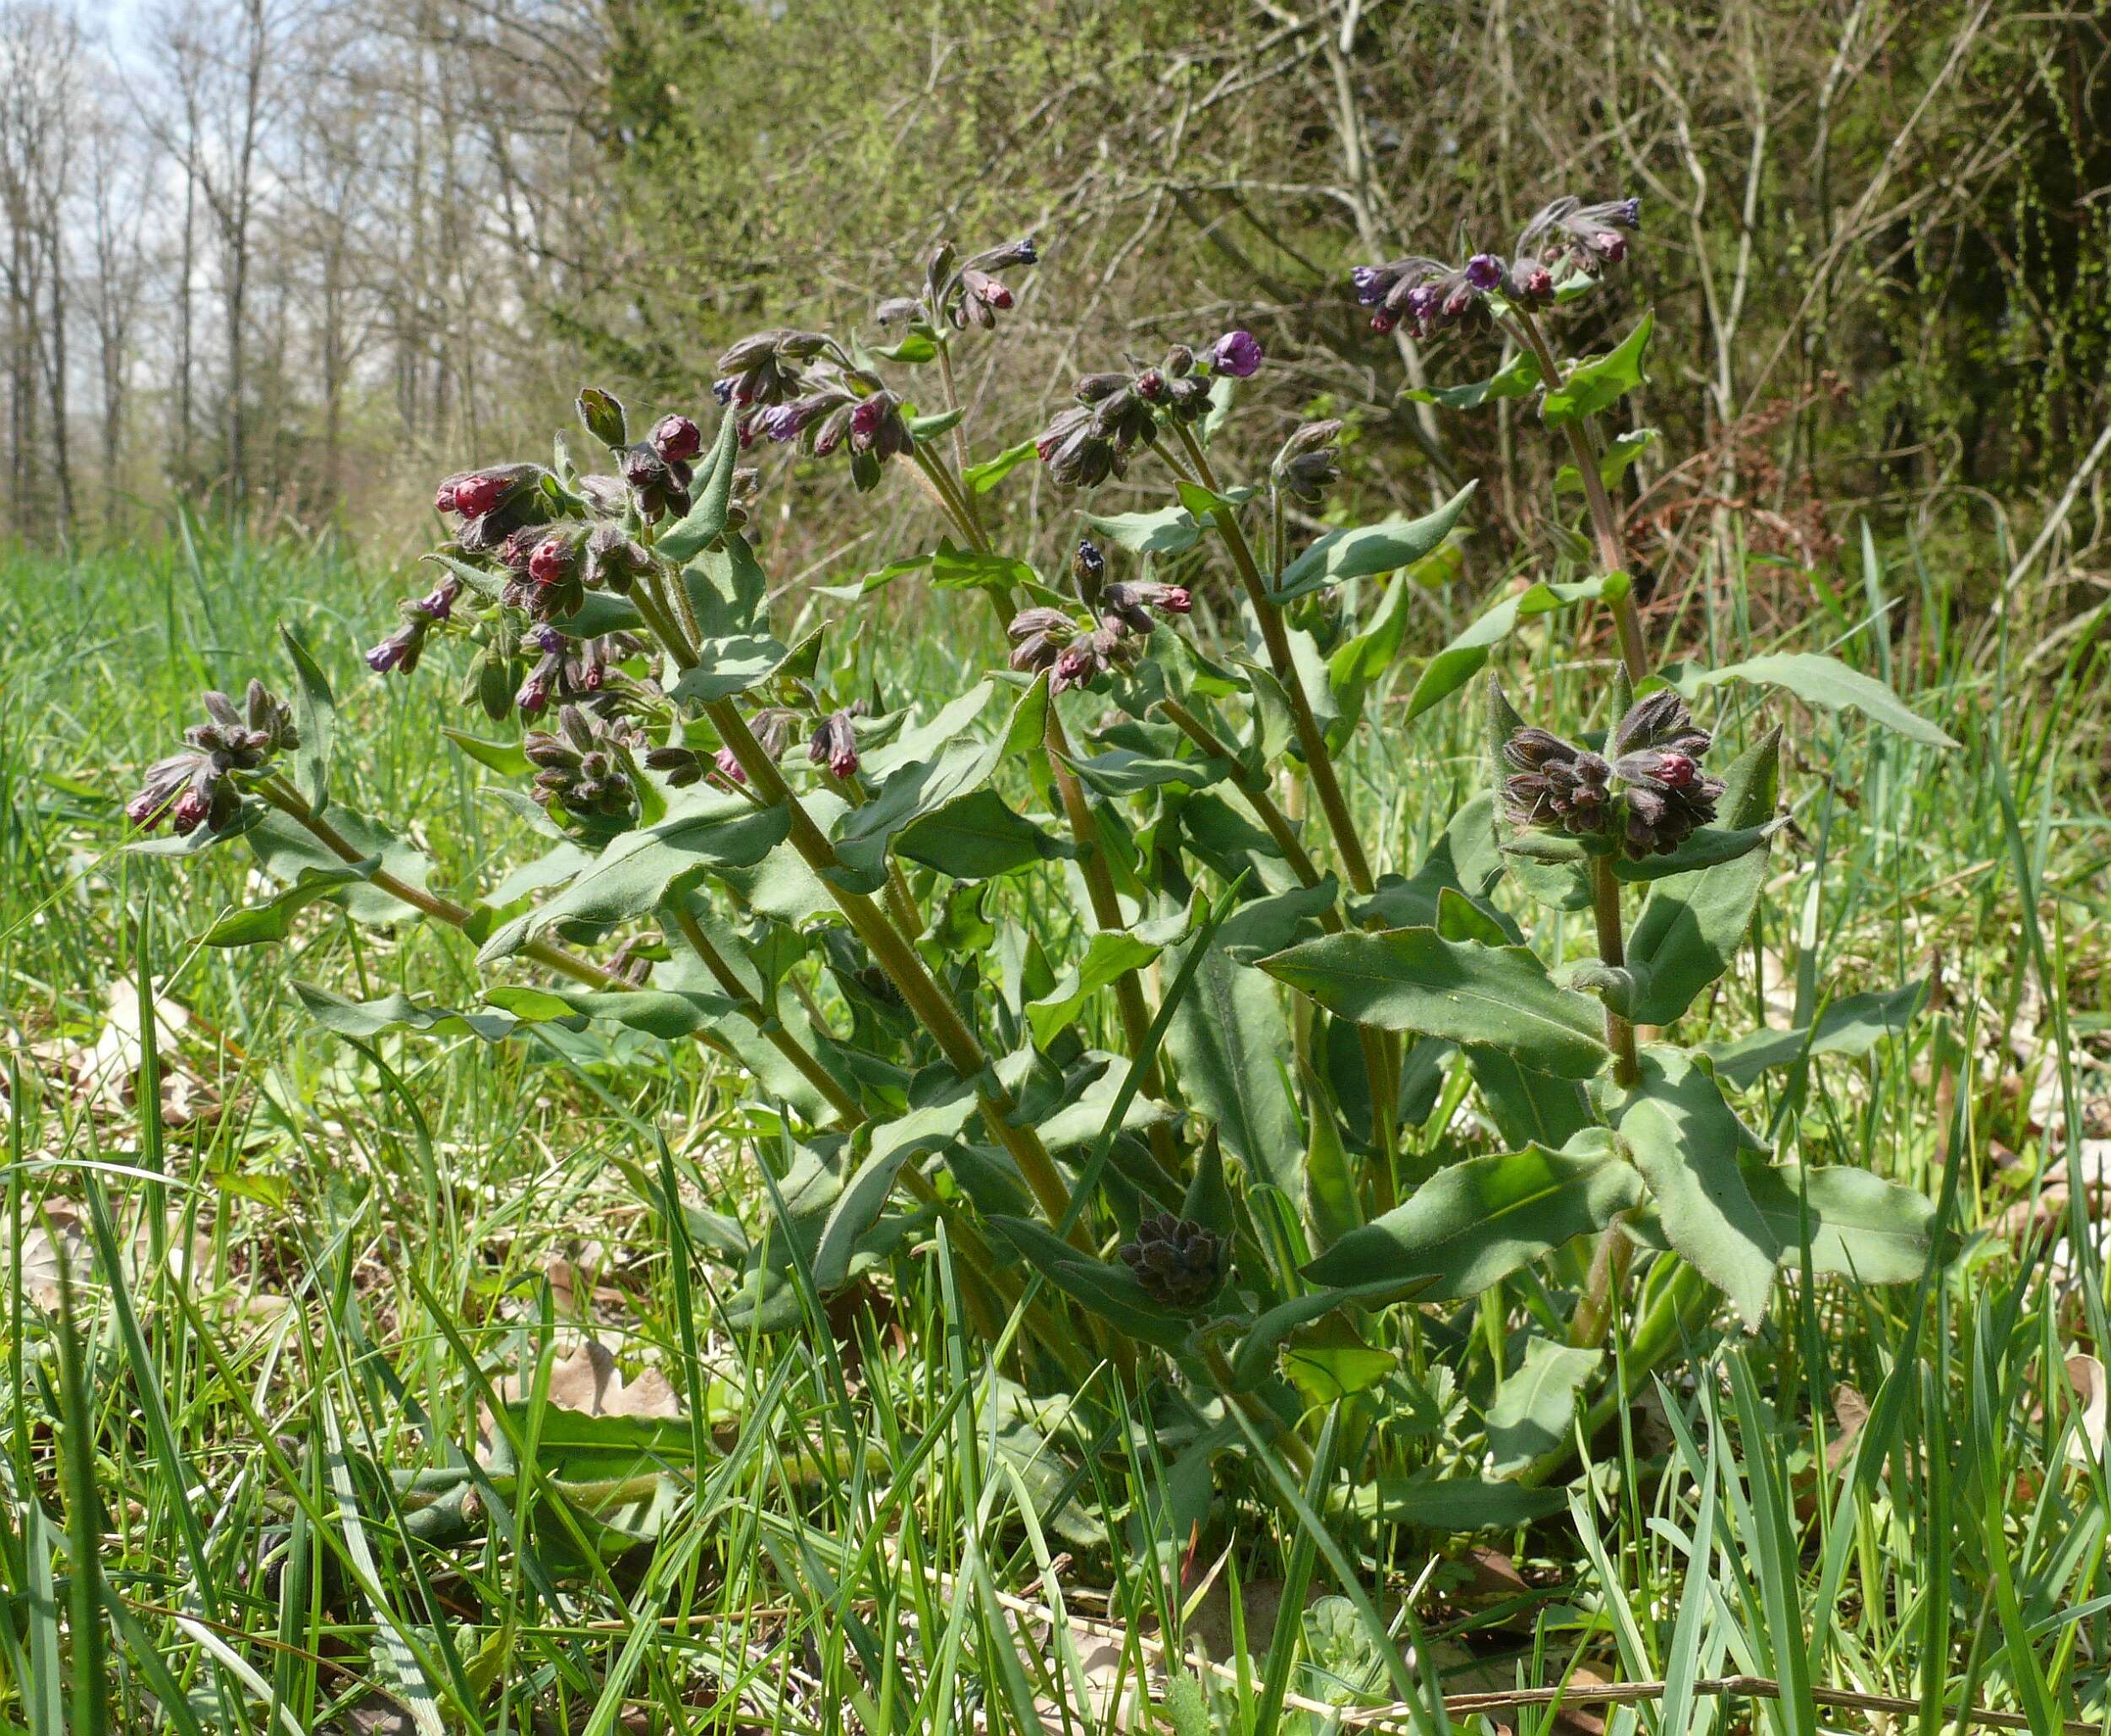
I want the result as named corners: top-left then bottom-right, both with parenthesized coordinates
top-left (809, 711), bottom-right (859, 780)
top-left (652, 413), bottom-right (703, 464)
top-left (577, 388), bottom-right (627, 450)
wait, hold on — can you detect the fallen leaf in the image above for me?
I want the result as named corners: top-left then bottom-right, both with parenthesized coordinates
top-left (494, 1337), bottom-right (682, 1419)
top-left (2066, 1354), bottom-right (2106, 1468)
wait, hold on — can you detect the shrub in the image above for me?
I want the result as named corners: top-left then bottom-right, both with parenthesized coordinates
top-left (127, 201), bottom-right (1957, 1494)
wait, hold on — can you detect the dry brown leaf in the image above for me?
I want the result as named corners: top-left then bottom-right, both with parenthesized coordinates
top-left (0, 1196), bottom-right (221, 1311)
top-left (2065, 1354), bottom-right (2106, 1468)
top-left (1826, 1384), bottom-right (1870, 1473)
top-left (494, 1337), bottom-right (682, 1419)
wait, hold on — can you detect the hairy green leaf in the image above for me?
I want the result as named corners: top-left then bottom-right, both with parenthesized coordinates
top-left (1262, 927), bottom-right (1609, 1078)
top-left (1304, 1136), bottom-right (1642, 1302)
top-left (1542, 310), bottom-right (1654, 428)
top-left (1269, 481), bottom-right (1478, 603)
top-left (1604, 1046), bottom-right (1775, 1330)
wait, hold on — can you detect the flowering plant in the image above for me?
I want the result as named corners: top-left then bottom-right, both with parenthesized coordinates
top-left (128, 208), bottom-right (1956, 1502)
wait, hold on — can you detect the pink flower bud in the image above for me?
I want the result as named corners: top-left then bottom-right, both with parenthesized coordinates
top-left (652, 413), bottom-right (703, 463)
top-left (453, 470), bottom-right (510, 519)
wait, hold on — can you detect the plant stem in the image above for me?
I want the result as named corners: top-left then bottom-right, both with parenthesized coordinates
top-left (633, 573), bottom-right (701, 671)
top-left (1168, 423), bottom-right (1377, 898)
top-left (919, 437), bottom-right (1175, 1162)
top-left (1507, 308), bottom-right (1647, 684)
top-left (1568, 1211), bottom-right (1633, 1351)
top-left (254, 775), bottom-right (871, 1134)
top-left (1155, 692), bottom-right (1398, 1198)
top-left (933, 340), bottom-right (990, 549)
top-left (1587, 853), bottom-right (1641, 1087)
top-left (1202, 1344), bottom-right (1316, 1478)
top-left (1043, 708), bottom-right (1169, 1093)
top-left (1157, 696), bottom-right (1324, 887)
top-left (665, 903), bottom-right (869, 1127)
top-left (703, 696), bottom-right (1099, 1256)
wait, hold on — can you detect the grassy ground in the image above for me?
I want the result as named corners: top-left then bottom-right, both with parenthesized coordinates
top-left (1, 516), bottom-right (2108, 1735)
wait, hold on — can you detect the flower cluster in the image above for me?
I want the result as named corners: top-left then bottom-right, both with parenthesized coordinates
top-left (711, 328), bottom-right (914, 488)
top-left (1119, 1212), bottom-right (1223, 1309)
top-left (524, 704), bottom-right (646, 821)
top-left (1349, 194), bottom-right (1640, 335)
top-left (1007, 537), bottom-right (1191, 693)
top-left (875, 236), bottom-right (1039, 337)
top-left (126, 681), bottom-right (296, 835)
top-left (1501, 691), bottom-right (1724, 858)
top-left (1034, 332), bottom-right (1262, 491)
top-left (1273, 420), bottom-right (1344, 504)
top-left (1352, 254), bottom-right (1506, 338)
top-left (364, 574), bottom-right (463, 675)
top-left (365, 387), bottom-right (714, 756)
top-left (515, 627), bottom-right (650, 719)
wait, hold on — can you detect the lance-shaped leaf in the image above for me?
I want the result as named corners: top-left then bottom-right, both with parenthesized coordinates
top-left (1464, 1047), bottom-right (1593, 1151)
top-left (1740, 1158), bottom-right (1948, 1284)
top-left (1705, 979), bottom-right (1928, 1088)
top-left (1624, 730), bottom-right (1780, 1025)
top-left (482, 983), bottom-right (739, 1040)
top-left (963, 438), bottom-right (1039, 495)
top-left (247, 807), bottom-right (433, 928)
top-left (1402, 572), bottom-right (1630, 722)
top-left (987, 1216), bottom-right (1195, 1353)
top-left (294, 982), bottom-right (535, 1044)
top-left (1081, 503), bottom-right (1202, 556)
top-left (1603, 1046), bottom-right (1776, 1331)
top-left (1608, 822), bottom-right (1782, 882)
top-left (830, 676), bottom-right (1046, 892)
top-left (1541, 309), bottom-right (1654, 428)
top-left (654, 410), bottom-right (743, 561)
top-left (1669, 651), bottom-right (1960, 750)
top-left (1028, 931), bottom-right (1165, 1047)
top-left (279, 623), bottom-right (335, 815)
top-left (669, 623), bottom-right (824, 707)
top-left (814, 1085), bottom-right (981, 1291)
top-left (1484, 1339), bottom-right (1602, 1475)
top-left (1166, 931), bottom-right (1301, 1195)
top-left (1556, 426), bottom-right (1657, 496)
top-left (679, 532), bottom-right (769, 639)
top-left (1403, 349), bottom-right (1541, 410)
top-left (202, 857), bottom-right (377, 947)
top-left (1303, 1134), bottom-right (1643, 1303)
top-left (477, 790), bottom-right (791, 963)
top-left (894, 788), bottom-right (1065, 881)
top-left (1268, 481), bottom-right (1479, 604)
top-left (1262, 926), bottom-right (1609, 1079)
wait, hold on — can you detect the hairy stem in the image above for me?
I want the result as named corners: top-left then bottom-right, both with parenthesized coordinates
top-left (703, 697), bottom-right (1097, 1257)
top-left (1588, 853), bottom-right (1641, 1086)
top-left (1169, 423), bottom-right (1377, 897)
top-left (1154, 694), bottom-right (1397, 1191)
top-left (919, 437), bottom-right (1175, 1157)
top-left (665, 904), bottom-right (867, 1127)
top-left (1508, 309), bottom-right (1648, 683)
top-left (933, 341), bottom-right (990, 548)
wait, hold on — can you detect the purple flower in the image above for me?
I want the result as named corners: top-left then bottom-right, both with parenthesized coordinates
top-left (365, 623), bottom-right (423, 675)
top-left (1211, 330), bottom-right (1263, 378)
top-left (1350, 265), bottom-right (1390, 307)
top-left (1465, 253), bottom-right (1505, 291)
